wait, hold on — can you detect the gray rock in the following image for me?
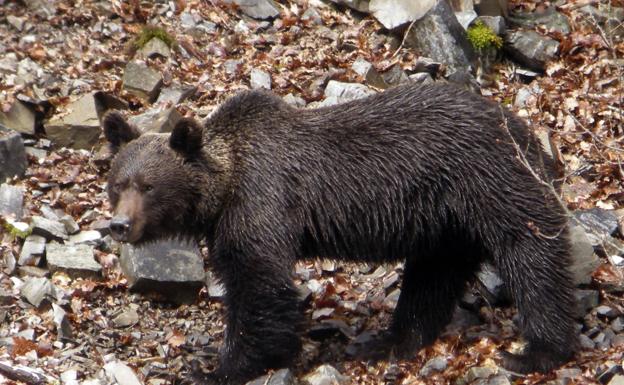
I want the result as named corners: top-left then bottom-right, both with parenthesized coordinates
top-left (0, 183), bottom-right (23, 220)
top-left (90, 219), bottom-right (111, 236)
top-left (137, 38), bottom-right (170, 59)
top-left (180, 11), bottom-right (199, 29)
top-left (206, 270), bottom-right (226, 298)
top-left (474, 0), bottom-right (508, 17)
top-left (414, 56), bottom-right (442, 75)
top-left (128, 107), bottom-right (182, 134)
top-left (477, 263), bottom-right (507, 304)
top-left (22, 0), bottom-right (56, 18)
top-left (120, 240), bottom-right (205, 304)
top-left (223, 0), bottom-right (280, 19)
top-left (381, 65), bottom-right (410, 87)
top-left (303, 364), bottom-right (347, 385)
top-left (405, 0), bottom-right (476, 73)
top-left (322, 80), bottom-right (375, 106)
top-left (224, 59), bottom-right (244, 75)
top-left (69, 230), bottom-right (102, 246)
top-left (460, 366), bottom-right (498, 384)
top-left (509, 7), bottom-right (570, 34)
top-left (369, 0), bottom-right (437, 30)
top-left (44, 93), bottom-right (103, 150)
top-left (46, 243), bottom-right (101, 278)
top-left (17, 265), bottom-right (49, 278)
top-left (409, 72), bottom-right (434, 84)
top-left (0, 126), bottom-right (27, 181)
top-left (21, 277), bottom-right (55, 308)
top-left (301, 7), bottom-right (323, 25)
top-left (0, 100), bottom-right (37, 135)
top-left (575, 289), bottom-right (600, 317)
top-left (112, 307), bottom-right (139, 328)
top-left (122, 61), bottom-right (163, 102)
top-left (103, 361), bottom-right (142, 385)
top-left (250, 68), bottom-right (272, 90)
top-left (612, 317), bottom-right (624, 333)
top-left (568, 224), bottom-right (600, 285)
top-left (246, 369), bottom-right (296, 385)
top-left (596, 305), bottom-right (619, 319)
top-left (504, 30), bottom-right (559, 72)
top-left (156, 83), bottom-right (197, 105)
top-left (447, 68), bottom-right (480, 93)
top-left (477, 15), bottom-right (506, 35)
top-left (574, 208), bottom-right (620, 240)
top-left (351, 58), bottom-right (387, 89)
top-left (329, 0), bottom-right (369, 13)
top-left (0, 53), bottom-right (18, 74)
top-left (419, 356), bottom-right (448, 376)
top-left (25, 146), bottom-right (47, 160)
top-left (31, 216), bottom-right (69, 241)
top-left (53, 303), bottom-right (73, 340)
top-left (7, 15), bottom-right (26, 31)
top-left (487, 374), bottom-right (511, 385)
top-left (579, 333), bottom-right (595, 349)
top-left (59, 214), bottom-right (80, 235)
top-left (18, 235), bottom-right (46, 265)
top-left (283, 93), bottom-right (306, 108)
top-left (579, 4), bottom-right (624, 32)
top-left (608, 375), bottom-right (624, 385)
top-left (556, 368), bottom-right (581, 379)
top-left (455, 10), bottom-right (478, 30)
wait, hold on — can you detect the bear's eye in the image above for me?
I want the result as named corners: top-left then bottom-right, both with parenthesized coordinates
top-left (143, 184), bottom-right (154, 193)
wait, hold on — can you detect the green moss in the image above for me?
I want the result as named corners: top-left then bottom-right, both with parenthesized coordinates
top-left (2, 220), bottom-right (32, 239)
top-left (467, 21), bottom-right (503, 52)
top-left (133, 25), bottom-right (176, 49)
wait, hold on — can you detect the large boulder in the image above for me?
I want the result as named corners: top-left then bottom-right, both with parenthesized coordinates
top-left (0, 125), bottom-right (27, 181)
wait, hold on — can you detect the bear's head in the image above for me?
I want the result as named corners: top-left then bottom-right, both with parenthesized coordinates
top-left (102, 111), bottom-right (230, 244)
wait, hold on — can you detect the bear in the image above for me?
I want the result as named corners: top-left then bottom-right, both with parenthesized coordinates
top-left (102, 83), bottom-right (578, 384)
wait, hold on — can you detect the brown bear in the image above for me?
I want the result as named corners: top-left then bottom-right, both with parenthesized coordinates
top-left (102, 83), bottom-right (578, 384)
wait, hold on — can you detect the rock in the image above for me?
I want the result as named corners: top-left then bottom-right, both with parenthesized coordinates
top-left (137, 38), bottom-right (170, 59)
top-left (246, 369), bottom-right (296, 385)
top-left (369, 0), bottom-right (437, 30)
top-left (474, 0), bottom-right (508, 17)
top-left (509, 7), bottom-right (570, 34)
top-left (90, 219), bottom-right (111, 236)
top-left (250, 68), bottom-right (272, 90)
top-left (579, 4), bottom-right (624, 32)
top-left (46, 243), bottom-right (102, 278)
top-left (25, 146), bottom-right (47, 160)
top-left (419, 356), bottom-right (448, 376)
top-left (180, 11), bottom-right (199, 29)
top-left (21, 277), bottom-right (55, 308)
top-left (103, 361), bottom-right (142, 385)
top-left (574, 209), bottom-right (620, 241)
top-left (608, 374), bottom-right (624, 385)
top-left (112, 307), bottom-right (140, 328)
top-left (303, 364), bottom-right (347, 385)
top-left (156, 83), bottom-right (197, 105)
top-left (477, 263), bottom-right (507, 304)
top-left (477, 15), bottom-right (506, 35)
top-left (17, 265), bottom-right (49, 278)
top-left (0, 100), bottom-right (37, 135)
top-left (409, 72), bottom-right (434, 84)
top-left (128, 107), bottom-right (182, 134)
top-left (0, 183), bottom-right (24, 220)
top-left (206, 270), bottom-right (226, 298)
top-left (351, 58), bottom-right (387, 89)
top-left (612, 317), bottom-right (624, 333)
top-left (414, 57), bottom-right (442, 75)
top-left (7, 15), bottom-right (26, 31)
top-left (44, 93), bottom-right (103, 150)
top-left (329, 0), bottom-right (369, 13)
top-left (53, 303), bottom-right (73, 340)
top-left (596, 305), bottom-right (619, 319)
top-left (487, 374), bottom-right (511, 385)
top-left (0, 53), bottom-right (19, 74)
top-left (122, 61), bottom-right (163, 102)
top-left (223, 0), bottom-right (280, 19)
top-left (450, 0), bottom-right (474, 12)
top-left (59, 214), bottom-right (80, 235)
top-left (459, 365), bottom-right (498, 384)
top-left (69, 230), bottom-right (102, 245)
top-left (504, 30), bottom-right (559, 72)
top-left (557, 368), bottom-right (582, 379)
top-left (283, 93), bottom-right (306, 108)
top-left (579, 333), bottom-right (595, 349)
top-left (568, 224), bottom-right (600, 285)
top-left (447, 69), bottom-right (480, 93)
top-left (18, 235), bottom-right (46, 266)
top-left (322, 80), bottom-right (375, 106)
top-left (381, 64), bottom-right (410, 87)
top-left (404, 0), bottom-right (476, 73)
top-left (301, 7), bottom-right (323, 25)
top-left (120, 240), bottom-right (205, 304)
top-left (575, 289), bottom-right (600, 318)
top-left (224, 59), bottom-right (244, 75)
top-left (455, 10), bottom-right (478, 30)
top-left (31, 216), bottom-right (69, 242)
top-left (0, 126), bottom-right (27, 181)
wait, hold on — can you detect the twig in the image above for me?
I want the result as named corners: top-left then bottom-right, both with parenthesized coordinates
top-left (0, 362), bottom-right (47, 385)
top-left (391, 20), bottom-right (416, 58)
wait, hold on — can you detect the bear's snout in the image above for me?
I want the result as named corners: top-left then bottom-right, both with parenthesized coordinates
top-left (110, 215), bottom-right (132, 241)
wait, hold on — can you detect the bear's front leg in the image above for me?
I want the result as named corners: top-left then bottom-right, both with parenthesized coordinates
top-left (205, 230), bottom-right (303, 384)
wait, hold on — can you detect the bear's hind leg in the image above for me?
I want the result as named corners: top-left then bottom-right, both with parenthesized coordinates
top-left (352, 245), bottom-right (481, 360)
top-left (495, 235), bottom-right (577, 373)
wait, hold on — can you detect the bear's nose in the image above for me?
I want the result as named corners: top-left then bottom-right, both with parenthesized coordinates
top-left (110, 216), bottom-right (131, 240)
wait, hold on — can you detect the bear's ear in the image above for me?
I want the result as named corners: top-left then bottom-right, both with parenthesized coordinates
top-left (102, 111), bottom-right (141, 152)
top-left (170, 118), bottom-right (203, 157)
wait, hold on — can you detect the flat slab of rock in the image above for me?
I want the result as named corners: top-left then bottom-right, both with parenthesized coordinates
top-left (321, 80), bottom-right (375, 106)
top-left (156, 83), bottom-right (197, 105)
top-left (122, 61), bottom-right (163, 102)
top-left (128, 107), bottom-right (182, 134)
top-left (0, 183), bottom-right (24, 220)
top-left (351, 58), bottom-right (387, 89)
top-left (371, 0), bottom-right (437, 29)
top-left (0, 100), bottom-right (37, 135)
top-left (18, 235), bottom-right (46, 266)
top-left (44, 93), bottom-right (103, 150)
top-left (246, 369), bottom-right (296, 385)
top-left (120, 240), bottom-right (205, 304)
top-left (31, 216), bottom-right (68, 242)
top-left (46, 243), bottom-right (101, 278)
top-left (137, 37), bottom-right (170, 59)
top-left (223, 0), bottom-right (280, 19)
top-left (405, 0), bottom-right (475, 73)
top-left (250, 68), bottom-right (271, 90)
top-left (303, 365), bottom-right (347, 385)
top-left (21, 277), bottom-right (55, 308)
top-left (0, 125), bottom-right (27, 181)
top-left (103, 361), bottom-right (142, 385)
top-left (69, 230), bottom-right (102, 245)
top-left (504, 30), bottom-right (559, 72)
top-left (569, 224), bottom-right (600, 285)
